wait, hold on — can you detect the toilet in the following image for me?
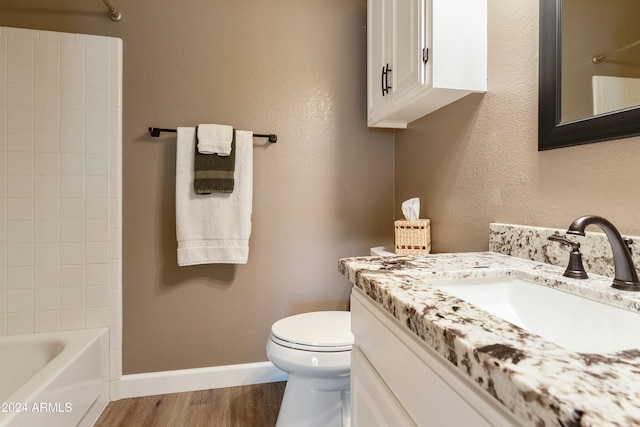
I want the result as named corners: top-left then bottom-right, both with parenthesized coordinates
top-left (266, 311), bottom-right (353, 427)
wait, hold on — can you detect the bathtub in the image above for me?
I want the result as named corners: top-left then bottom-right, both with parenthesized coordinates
top-left (0, 328), bottom-right (109, 427)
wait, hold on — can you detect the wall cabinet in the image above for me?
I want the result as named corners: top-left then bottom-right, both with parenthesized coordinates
top-left (367, 0), bottom-right (487, 128)
top-left (350, 289), bottom-right (522, 426)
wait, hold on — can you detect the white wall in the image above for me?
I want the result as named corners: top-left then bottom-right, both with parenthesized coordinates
top-left (0, 26), bottom-right (122, 385)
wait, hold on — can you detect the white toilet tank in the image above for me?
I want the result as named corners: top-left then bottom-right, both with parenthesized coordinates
top-left (370, 246), bottom-right (395, 256)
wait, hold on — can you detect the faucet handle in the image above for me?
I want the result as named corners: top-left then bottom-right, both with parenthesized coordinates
top-left (548, 234), bottom-right (581, 250)
top-left (548, 234), bottom-right (588, 279)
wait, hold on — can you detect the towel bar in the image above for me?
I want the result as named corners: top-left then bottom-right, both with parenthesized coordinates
top-left (149, 127), bottom-right (277, 143)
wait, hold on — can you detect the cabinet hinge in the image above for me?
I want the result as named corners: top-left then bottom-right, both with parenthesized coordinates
top-left (423, 48), bottom-right (429, 63)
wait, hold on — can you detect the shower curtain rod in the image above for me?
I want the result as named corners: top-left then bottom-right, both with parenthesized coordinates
top-left (102, 0), bottom-right (122, 22)
top-left (149, 127), bottom-right (278, 143)
top-left (592, 39), bottom-right (640, 64)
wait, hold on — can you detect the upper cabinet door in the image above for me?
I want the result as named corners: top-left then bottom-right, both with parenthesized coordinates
top-left (367, 0), bottom-right (487, 129)
top-left (391, 0), bottom-right (422, 100)
top-left (367, 0), bottom-right (391, 118)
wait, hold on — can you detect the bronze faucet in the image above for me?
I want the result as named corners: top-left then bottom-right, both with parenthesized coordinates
top-left (566, 215), bottom-right (640, 291)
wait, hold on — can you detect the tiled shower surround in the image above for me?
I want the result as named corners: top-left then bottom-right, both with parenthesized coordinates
top-left (0, 26), bottom-right (122, 382)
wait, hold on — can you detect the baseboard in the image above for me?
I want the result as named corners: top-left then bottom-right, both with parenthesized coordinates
top-left (114, 361), bottom-right (287, 400)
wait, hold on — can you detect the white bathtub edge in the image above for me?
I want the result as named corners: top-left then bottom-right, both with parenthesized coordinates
top-left (113, 361), bottom-right (287, 400)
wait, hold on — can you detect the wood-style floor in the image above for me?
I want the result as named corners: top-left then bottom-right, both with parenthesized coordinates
top-left (95, 382), bottom-right (286, 427)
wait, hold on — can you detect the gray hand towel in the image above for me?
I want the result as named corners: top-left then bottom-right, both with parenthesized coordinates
top-left (194, 128), bottom-right (235, 194)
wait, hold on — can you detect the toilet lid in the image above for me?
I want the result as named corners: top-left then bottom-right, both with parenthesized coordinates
top-left (271, 311), bottom-right (353, 351)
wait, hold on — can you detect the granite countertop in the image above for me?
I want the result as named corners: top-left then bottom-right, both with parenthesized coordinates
top-left (339, 252), bottom-right (640, 427)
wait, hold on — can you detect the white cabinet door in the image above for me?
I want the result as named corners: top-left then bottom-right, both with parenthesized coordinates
top-left (351, 346), bottom-right (416, 427)
top-left (367, 0), bottom-right (486, 129)
top-left (390, 0), bottom-right (423, 100)
top-left (350, 289), bottom-right (523, 426)
top-left (367, 0), bottom-right (392, 118)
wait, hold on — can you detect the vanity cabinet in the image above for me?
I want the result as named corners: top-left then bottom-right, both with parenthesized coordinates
top-left (367, 0), bottom-right (487, 128)
top-left (350, 289), bottom-right (522, 426)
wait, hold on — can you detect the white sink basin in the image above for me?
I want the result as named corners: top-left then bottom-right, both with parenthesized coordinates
top-left (431, 276), bottom-right (640, 353)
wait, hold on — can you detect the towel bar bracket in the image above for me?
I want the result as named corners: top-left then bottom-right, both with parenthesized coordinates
top-left (149, 127), bottom-right (277, 143)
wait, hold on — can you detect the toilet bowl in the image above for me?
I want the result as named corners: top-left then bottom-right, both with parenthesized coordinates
top-left (266, 311), bottom-right (353, 427)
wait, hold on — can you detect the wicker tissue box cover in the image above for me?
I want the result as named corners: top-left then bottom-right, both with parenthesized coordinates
top-left (394, 219), bottom-right (431, 255)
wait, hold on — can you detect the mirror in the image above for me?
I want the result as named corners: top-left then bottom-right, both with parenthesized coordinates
top-left (539, 0), bottom-right (640, 150)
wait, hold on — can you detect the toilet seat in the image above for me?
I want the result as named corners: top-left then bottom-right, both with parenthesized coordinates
top-left (270, 311), bottom-right (353, 352)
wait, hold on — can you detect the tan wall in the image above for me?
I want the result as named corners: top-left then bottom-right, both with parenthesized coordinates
top-left (396, 2), bottom-right (640, 254)
top-left (0, 0), bottom-right (395, 373)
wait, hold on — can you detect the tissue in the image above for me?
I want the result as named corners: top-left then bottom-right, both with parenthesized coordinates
top-left (395, 197), bottom-right (430, 255)
top-left (401, 198), bottom-right (420, 220)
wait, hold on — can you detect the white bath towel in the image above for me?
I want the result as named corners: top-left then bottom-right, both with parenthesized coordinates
top-left (176, 127), bottom-right (253, 265)
top-left (197, 124), bottom-right (233, 155)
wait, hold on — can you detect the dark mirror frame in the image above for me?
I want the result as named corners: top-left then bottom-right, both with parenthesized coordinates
top-left (539, 0), bottom-right (640, 150)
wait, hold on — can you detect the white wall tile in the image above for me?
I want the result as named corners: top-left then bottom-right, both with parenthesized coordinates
top-left (85, 242), bottom-right (108, 264)
top-left (34, 131), bottom-right (60, 154)
top-left (60, 287), bottom-right (83, 310)
top-left (8, 129), bottom-right (33, 152)
top-left (0, 313), bottom-right (8, 336)
top-left (60, 153), bottom-right (85, 175)
top-left (34, 176), bottom-right (59, 197)
top-left (34, 311), bottom-right (59, 332)
top-left (7, 198), bottom-right (33, 221)
top-left (7, 266), bottom-right (32, 289)
top-left (8, 288), bottom-right (33, 311)
top-left (7, 60), bottom-right (33, 84)
top-left (86, 132), bottom-right (108, 154)
top-left (34, 221), bottom-right (58, 243)
top-left (34, 198), bottom-right (59, 221)
top-left (8, 106), bottom-right (33, 130)
top-left (85, 307), bottom-right (108, 328)
top-left (86, 220), bottom-right (108, 242)
top-left (7, 312), bottom-right (33, 334)
top-left (7, 221), bottom-right (32, 243)
top-left (61, 131), bottom-right (84, 153)
top-left (34, 62), bottom-right (59, 85)
top-left (60, 176), bottom-right (84, 198)
top-left (34, 108), bottom-right (59, 131)
top-left (86, 176), bottom-right (107, 197)
top-left (8, 83), bottom-right (33, 106)
top-left (34, 243), bottom-right (59, 266)
top-left (86, 154), bottom-right (108, 176)
top-left (59, 198), bottom-right (84, 220)
top-left (60, 109), bottom-right (84, 131)
top-left (60, 220), bottom-right (83, 242)
top-left (86, 88), bottom-right (108, 111)
top-left (59, 242), bottom-right (84, 265)
top-left (59, 309), bottom-right (83, 330)
top-left (86, 198), bottom-right (108, 220)
top-left (86, 263), bottom-right (108, 286)
top-left (34, 40), bottom-right (60, 64)
top-left (1, 28), bottom-right (121, 352)
top-left (86, 286), bottom-right (107, 308)
top-left (7, 175), bottom-right (33, 198)
top-left (34, 85), bottom-right (58, 108)
top-left (8, 38), bottom-right (35, 57)
top-left (38, 30), bottom-right (75, 43)
top-left (60, 86), bottom-right (84, 110)
top-left (86, 66), bottom-right (108, 89)
top-left (85, 44), bottom-right (109, 67)
top-left (34, 288), bottom-right (59, 311)
top-left (7, 152), bottom-right (33, 174)
top-left (7, 243), bottom-right (33, 267)
top-left (59, 265), bottom-right (83, 287)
